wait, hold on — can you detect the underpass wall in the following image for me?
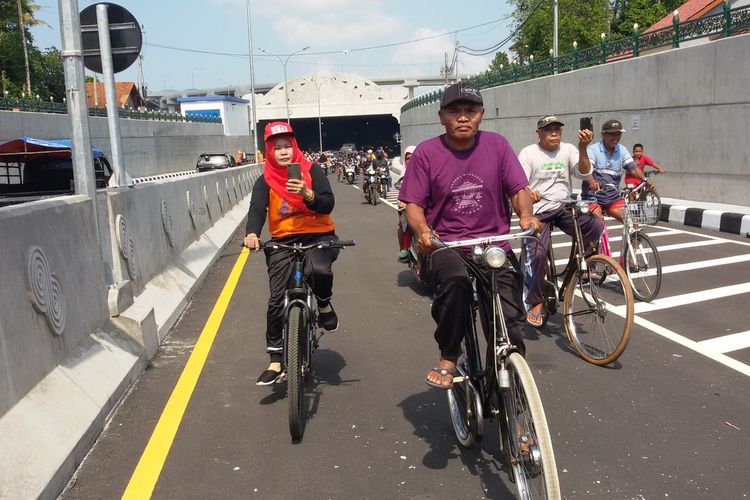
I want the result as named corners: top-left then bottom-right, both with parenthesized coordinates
top-left (400, 33), bottom-right (750, 204)
top-left (0, 111), bottom-right (252, 177)
top-left (0, 164), bottom-right (261, 499)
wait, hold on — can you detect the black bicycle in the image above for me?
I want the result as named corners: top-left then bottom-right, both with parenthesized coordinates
top-left (246, 238), bottom-right (355, 440)
top-left (519, 197), bottom-right (634, 365)
top-left (432, 228), bottom-right (561, 499)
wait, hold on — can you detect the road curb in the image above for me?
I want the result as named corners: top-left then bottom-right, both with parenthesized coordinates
top-left (660, 204), bottom-right (750, 237)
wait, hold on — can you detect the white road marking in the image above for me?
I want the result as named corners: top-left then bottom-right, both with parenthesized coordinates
top-left (388, 185), bottom-right (750, 374)
top-left (632, 316), bottom-right (750, 377)
top-left (698, 331), bottom-right (750, 354)
top-left (633, 282), bottom-right (750, 314)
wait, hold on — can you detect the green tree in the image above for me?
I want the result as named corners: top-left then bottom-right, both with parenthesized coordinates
top-left (509, 0), bottom-right (611, 62)
top-left (611, 0), bottom-right (684, 38)
top-left (30, 47), bottom-right (64, 101)
top-left (488, 51), bottom-right (510, 72)
top-left (0, 0), bottom-right (45, 96)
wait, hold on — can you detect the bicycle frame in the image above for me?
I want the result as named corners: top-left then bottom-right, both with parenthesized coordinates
top-left (281, 255), bottom-right (315, 372)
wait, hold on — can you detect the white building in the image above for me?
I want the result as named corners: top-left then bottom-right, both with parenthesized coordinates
top-left (176, 96), bottom-right (250, 136)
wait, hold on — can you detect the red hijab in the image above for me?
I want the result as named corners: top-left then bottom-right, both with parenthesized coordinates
top-left (262, 121), bottom-right (314, 214)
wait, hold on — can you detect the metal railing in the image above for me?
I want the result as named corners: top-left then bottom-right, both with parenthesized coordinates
top-left (402, 2), bottom-right (750, 113)
top-left (0, 97), bottom-right (222, 124)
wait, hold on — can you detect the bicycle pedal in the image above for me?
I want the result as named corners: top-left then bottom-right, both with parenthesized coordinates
top-left (275, 371), bottom-right (287, 383)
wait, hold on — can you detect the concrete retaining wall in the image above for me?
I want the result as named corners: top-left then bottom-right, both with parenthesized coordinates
top-left (0, 111), bottom-right (253, 177)
top-left (400, 34), bottom-right (750, 204)
top-left (0, 164), bottom-right (261, 499)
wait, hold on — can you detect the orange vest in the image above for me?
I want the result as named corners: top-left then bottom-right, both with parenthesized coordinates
top-left (268, 189), bottom-right (335, 239)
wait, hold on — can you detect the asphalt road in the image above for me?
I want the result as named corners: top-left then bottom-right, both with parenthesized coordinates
top-left (62, 177), bottom-right (750, 499)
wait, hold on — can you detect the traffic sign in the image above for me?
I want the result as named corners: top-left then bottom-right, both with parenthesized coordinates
top-left (80, 3), bottom-right (142, 74)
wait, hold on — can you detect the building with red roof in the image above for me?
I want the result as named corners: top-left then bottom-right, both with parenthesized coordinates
top-left (85, 81), bottom-right (145, 109)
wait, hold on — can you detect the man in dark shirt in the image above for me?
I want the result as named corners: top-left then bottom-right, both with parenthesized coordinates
top-left (399, 81), bottom-right (540, 389)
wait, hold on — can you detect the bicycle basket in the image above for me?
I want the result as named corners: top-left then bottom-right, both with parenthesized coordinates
top-left (625, 200), bottom-right (659, 225)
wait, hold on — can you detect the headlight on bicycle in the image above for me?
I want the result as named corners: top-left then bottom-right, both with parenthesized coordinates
top-left (483, 246), bottom-right (507, 268)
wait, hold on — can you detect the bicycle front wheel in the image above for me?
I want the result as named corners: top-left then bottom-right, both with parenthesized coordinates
top-left (503, 352), bottom-right (560, 500)
top-left (563, 254), bottom-right (634, 365)
top-left (287, 304), bottom-right (307, 440)
top-left (624, 232), bottom-right (662, 302)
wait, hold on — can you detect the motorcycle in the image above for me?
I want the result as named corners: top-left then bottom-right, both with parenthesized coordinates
top-left (377, 166), bottom-right (389, 198)
top-left (345, 164), bottom-right (356, 184)
top-left (363, 171), bottom-right (378, 206)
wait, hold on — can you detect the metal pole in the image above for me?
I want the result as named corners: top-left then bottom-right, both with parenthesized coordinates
top-left (553, 0), bottom-right (559, 58)
top-left (96, 4), bottom-right (128, 186)
top-left (260, 46), bottom-right (309, 123)
top-left (316, 79), bottom-right (322, 154)
top-left (245, 0), bottom-right (258, 160)
top-left (57, 0), bottom-right (96, 199)
top-left (282, 58), bottom-right (290, 123)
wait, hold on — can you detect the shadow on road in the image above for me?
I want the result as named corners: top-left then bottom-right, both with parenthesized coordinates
top-left (396, 269), bottom-right (432, 297)
top-left (523, 314), bottom-right (624, 370)
top-left (398, 389), bottom-right (515, 498)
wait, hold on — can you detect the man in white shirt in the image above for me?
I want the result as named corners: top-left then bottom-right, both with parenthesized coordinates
top-left (518, 115), bottom-right (603, 327)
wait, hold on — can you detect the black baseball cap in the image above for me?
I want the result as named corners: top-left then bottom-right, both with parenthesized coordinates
top-left (440, 81), bottom-right (483, 108)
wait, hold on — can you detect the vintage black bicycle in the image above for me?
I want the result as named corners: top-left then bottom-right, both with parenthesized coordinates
top-left (246, 238), bottom-right (355, 440)
top-left (432, 228), bottom-right (561, 499)
top-left (519, 197), bottom-right (635, 365)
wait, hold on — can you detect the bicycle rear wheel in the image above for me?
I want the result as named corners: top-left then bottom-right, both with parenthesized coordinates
top-left (624, 232), bottom-right (662, 302)
top-left (287, 304), bottom-right (307, 440)
top-left (503, 352), bottom-right (560, 500)
top-left (563, 254), bottom-right (634, 365)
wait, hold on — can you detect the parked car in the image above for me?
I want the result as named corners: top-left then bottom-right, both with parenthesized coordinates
top-left (339, 143), bottom-right (356, 154)
top-left (0, 137), bottom-right (112, 206)
top-left (196, 153), bottom-right (236, 172)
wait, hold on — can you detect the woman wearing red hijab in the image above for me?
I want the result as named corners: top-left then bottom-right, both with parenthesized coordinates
top-left (244, 122), bottom-right (340, 385)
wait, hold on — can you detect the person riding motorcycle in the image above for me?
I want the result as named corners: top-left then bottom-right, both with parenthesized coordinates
top-left (373, 148), bottom-right (391, 190)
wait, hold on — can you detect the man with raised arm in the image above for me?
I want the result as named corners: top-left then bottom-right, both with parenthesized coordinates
top-left (518, 115), bottom-right (603, 327)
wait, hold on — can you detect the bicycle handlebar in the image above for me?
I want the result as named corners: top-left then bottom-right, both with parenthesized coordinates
top-left (240, 239), bottom-right (356, 250)
top-left (430, 227), bottom-right (536, 248)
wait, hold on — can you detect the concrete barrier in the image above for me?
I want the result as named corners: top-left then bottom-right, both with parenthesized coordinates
top-left (0, 111), bottom-right (253, 177)
top-left (400, 34), bottom-right (750, 204)
top-left (0, 164), bottom-right (261, 499)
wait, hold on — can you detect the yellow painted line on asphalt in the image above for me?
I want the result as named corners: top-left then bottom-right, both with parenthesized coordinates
top-left (122, 246), bottom-right (250, 500)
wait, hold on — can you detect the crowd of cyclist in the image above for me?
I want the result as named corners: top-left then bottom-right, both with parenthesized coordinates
top-left (244, 81), bottom-right (666, 388)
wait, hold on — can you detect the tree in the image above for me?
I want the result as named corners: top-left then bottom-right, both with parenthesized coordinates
top-left (0, 0), bottom-right (45, 96)
top-left (488, 51), bottom-right (510, 72)
top-left (610, 0), bottom-right (689, 38)
top-left (508, 0), bottom-right (611, 62)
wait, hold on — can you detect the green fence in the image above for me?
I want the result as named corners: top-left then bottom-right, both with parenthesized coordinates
top-left (0, 97), bottom-right (222, 124)
top-left (402, 2), bottom-right (750, 113)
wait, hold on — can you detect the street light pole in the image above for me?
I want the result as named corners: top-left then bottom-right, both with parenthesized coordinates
top-left (553, 0), bottom-right (559, 58)
top-left (259, 46), bottom-right (310, 123)
top-left (245, 0), bottom-right (258, 160)
top-left (314, 73), bottom-right (335, 155)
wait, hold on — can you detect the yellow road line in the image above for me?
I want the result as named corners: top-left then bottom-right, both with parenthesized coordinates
top-left (122, 247), bottom-right (250, 499)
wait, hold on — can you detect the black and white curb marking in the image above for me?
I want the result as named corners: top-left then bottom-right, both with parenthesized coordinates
top-left (660, 204), bottom-right (750, 237)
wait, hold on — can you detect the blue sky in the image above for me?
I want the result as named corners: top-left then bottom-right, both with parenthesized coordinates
top-left (30, 0), bottom-right (516, 93)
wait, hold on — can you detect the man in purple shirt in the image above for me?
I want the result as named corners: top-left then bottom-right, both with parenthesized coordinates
top-left (399, 81), bottom-right (540, 389)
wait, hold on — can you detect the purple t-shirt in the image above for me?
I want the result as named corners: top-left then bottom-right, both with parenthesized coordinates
top-left (399, 131), bottom-right (528, 251)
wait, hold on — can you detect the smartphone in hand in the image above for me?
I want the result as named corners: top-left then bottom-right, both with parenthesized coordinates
top-left (286, 163), bottom-right (301, 180)
top-left (580, 116), bottom-right (593, 132)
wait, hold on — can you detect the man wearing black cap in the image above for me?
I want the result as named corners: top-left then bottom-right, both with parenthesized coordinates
top-left (583, 119), bottom-right (653, 223)
top-left (398, 81), bottom-right (540, 390)
top-left (518, 115), bottom-right (602, 327)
